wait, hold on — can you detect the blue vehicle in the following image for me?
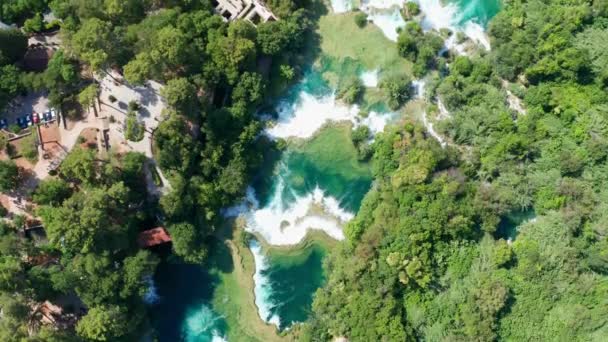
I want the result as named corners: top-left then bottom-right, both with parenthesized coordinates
top-left (0, 119), bottom-right (7, 129)
top-left (25, 114), bottom-right (32, 126)
top-left (16, 117), bottom-right (26, 128)
top-left (43, 111), bottom-right (51, 122)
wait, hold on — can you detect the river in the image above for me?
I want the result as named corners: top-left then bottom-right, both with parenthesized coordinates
top-left (150, 1), bottom-right (501, 340)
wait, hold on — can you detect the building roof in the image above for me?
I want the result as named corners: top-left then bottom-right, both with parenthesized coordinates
top-left (137, 227), bottom-right (171, 248)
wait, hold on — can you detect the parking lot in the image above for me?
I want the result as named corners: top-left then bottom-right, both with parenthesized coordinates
top-left (0, 92), bottom-right (56, 130)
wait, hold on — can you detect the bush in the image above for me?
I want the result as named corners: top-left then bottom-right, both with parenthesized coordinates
top-left (354, 12), bottom-right (368, 28)
top-left (108, 95), bottom-right (117, 103)
top-left (9, 124), bottom-right (21, 134)
top-left (21, 133), bottom-right (38, 162)
top-left (128, 100), bottom-right (140, 111)
top-left (23, 13), bottom-right (44, 34)
top-left (402, 2), bottom-right (420, 20)
top-left (337, 78), bottom-right (364, 104)
top-left (352, 125), bottom-right (371, 145)
top-left (125, 112), bottom-right (144, 142)
top-left (380, 75), bottom-right (413, 110)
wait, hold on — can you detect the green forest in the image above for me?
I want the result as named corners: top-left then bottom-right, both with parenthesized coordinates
top-left (1, 0), bottom-right (607, 341)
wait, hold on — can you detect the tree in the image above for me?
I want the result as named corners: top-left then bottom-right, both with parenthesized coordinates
top-left (0, 29), bottom-right (28, 63)
top-left (70, 18), bottom-right (113, 71)
top-left (336, 77), bottom-right (363, 104)
top-left (59, 147), bottom-right (97, 184)
top-left (354, 12), bottom-right (367, 28)
top-left (78, 84), bottom-right (99, 114)
top-left (0, 65), bottom-right (23, 112)
top-left (123, 52), bottom-right (153, 85)
top-left (167, 222), bottom-right (207, 263)
top-left (33, 179), bottom-right (72, 205)
top-left (161, 77), bottom-right (197, 113)
top-left (120, 250), bottom-right (159, 299)
top-left (380, 74), bottom-right (412, 110)
top-left (23, 13), bottom-right (44, 33)
top-left (0, 160), bottom-right (19, 192)
top-left (76, 305), bottom-right (130, 341)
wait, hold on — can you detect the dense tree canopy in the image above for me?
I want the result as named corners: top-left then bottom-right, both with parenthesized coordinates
top-left (306, 0), bottom-right (608, 340)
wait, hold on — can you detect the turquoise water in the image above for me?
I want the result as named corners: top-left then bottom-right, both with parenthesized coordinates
top-left (152, 260), bottom-right (227, 341)
top-left (254, 242), bottom-right (327, 330)
top-left (496, 209), bottom-right (536, 241)
top-left (451, 0), bottom-right (501, 27)
top-left (265, 246), bottom-right (326, 330)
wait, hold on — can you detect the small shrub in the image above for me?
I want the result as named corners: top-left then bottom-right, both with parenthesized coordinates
top-left (337, 78), bottom-right (364, 104)
top-left (9, 124), bottom-right (21, 134)
top-left (108, 95), bottom-right (117, 103)
top-left (354, 12), bottom-right (368, 28)
top-left (380, 75), bottom-right (413, 110)
top-left (128, 100), bottom-right (140, 111)
top-left (125, 112), bottom-right (144, 142)
top-left (77, 136), bottom-right (86, 144)
top-left (402, 2), bottom-right (420, 20)
top-left (351, 125), bottom-right (371, 145)
top-left (109, 115), bottom-right (116, 123)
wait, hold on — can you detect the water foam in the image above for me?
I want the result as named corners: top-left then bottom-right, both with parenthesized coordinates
top-left (183, 304), bottom-right (226, 342)
top-left (247, 174), bottom-right (349, 245)
top-left (250, 240), bottom-right (281, 327)
top-left (416, 0), bottom-right (490, 51)
top-left (331, 0), bottom-right (352, 13)
top-left (265, 89), bottom-right (392, 140)
top-left (143, 275), bottom-right (160, 305)
top-left (360, 69), bottom-right (379, 87)
top-left (366, 8), bottom-right (406, 42)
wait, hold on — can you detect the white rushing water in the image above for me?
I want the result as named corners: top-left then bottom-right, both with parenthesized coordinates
top-left (250, 240), bottom-right (281, 327)
top-left (266, 89), bottom-right (393, 140)
top-left (360, 69), bottom-right (379, 87)
top-left (183, 304), bottom-right (227, 342)
top-left (225, 180), bottom-right (351, 245)
top-left (330, 0), bottom-right (491, 51)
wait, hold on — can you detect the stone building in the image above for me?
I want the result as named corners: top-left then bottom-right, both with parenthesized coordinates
top-left (211, 0), bottom-right (277, 25)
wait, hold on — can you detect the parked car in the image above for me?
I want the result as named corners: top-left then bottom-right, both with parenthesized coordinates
top-left (43, 111), bottom-right (51, 122)
top-left (17, 117), bottom-right (26, 128)
top-left (25, 114), bottom-right (32, 126)
top-left (50, 109), bottom-right (57, 119)
top-left (0, 119), bottom-right (7, 129)
top-left (33, 112), bottom-right (40, 124)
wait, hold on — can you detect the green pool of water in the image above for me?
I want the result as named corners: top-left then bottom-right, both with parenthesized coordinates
top-left (260, 244), bottom-right (327, 330)
top-left (496, 209), bottom-right (536, 241)
top-left (152, 261), bottom-right (227, 341)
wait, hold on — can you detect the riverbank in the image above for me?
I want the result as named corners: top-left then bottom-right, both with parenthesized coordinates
top-left (208, 221), bottom-right (340, 341)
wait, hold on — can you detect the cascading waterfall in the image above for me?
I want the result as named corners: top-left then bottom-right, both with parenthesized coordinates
top-left (266, 72), bottom-right (392, 140)
top-left (250, 240), bottom-right (282, 327)
top-left (330, 0), bottom-right (499, 52)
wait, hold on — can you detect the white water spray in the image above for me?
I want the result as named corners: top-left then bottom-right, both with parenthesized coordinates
top-left (250, 240), bottom-right (281, 327)
top-left (265, 89), bottom-right (393, 140)
top-left (360, 69), bottom-right (379, 87)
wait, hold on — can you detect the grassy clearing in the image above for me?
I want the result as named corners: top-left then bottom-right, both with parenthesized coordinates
top-left (317, 12), bottom-right (411, 77)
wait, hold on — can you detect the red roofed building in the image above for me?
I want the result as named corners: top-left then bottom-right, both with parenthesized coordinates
top-left (138, 227), bottom-right (172, 248)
